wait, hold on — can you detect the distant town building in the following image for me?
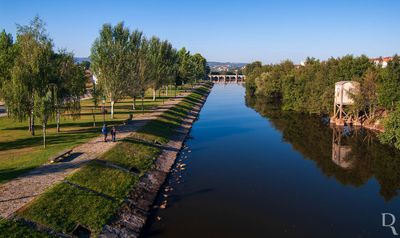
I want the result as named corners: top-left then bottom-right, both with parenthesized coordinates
top-left (208, 62), bottom-right (246, 73)
top-left (370, 57), bottom-right (393, 68)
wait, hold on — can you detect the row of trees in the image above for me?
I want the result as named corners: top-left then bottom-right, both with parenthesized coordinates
top-left (244, 55), bottom-right (400, 148)
top-left (90, 22), bottom-right (208, 118)
top-left (0, 17), bottom-right (86, 147)
top-left (0, 17), bottom-right (208, 147)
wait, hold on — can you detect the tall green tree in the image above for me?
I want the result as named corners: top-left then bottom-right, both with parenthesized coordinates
top-left (158, 40), bottom-right (175, 99)
top-left (125, 29), bottom-right (143, 110)
top-left (137, 37), bottom-right (152, 111)
top-left (91, 22), bottom-right (131, 119)
top-left (378, 55), bottom-right (400, 110)
top-left (177, 47), bottom-right (194, 85)
top-left (351, 68), bottom-right (379, 119)
top-left (164, 47), bottom-right (178, 97)
top-left (0, 30), bottom-right (15, 102)
top-left (4, 16), bottom-right (53, 136)
top-left (191, 53), bottom-right (207, 82)
top-left (34, 88), bottom-right (54, 148)
top-left (148, 37), bottom-right (163, 101)
top-left (53, 51), bottom-right (86, 132)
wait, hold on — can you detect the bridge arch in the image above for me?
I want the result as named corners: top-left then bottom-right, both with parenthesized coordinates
top-left (208, 74), bottom-right (246, 83)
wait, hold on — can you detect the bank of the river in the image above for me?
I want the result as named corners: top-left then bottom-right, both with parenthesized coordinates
top-left (99, 84), bottom-right (211, 237)
top-left (0, 83), bottom-right (212, 238)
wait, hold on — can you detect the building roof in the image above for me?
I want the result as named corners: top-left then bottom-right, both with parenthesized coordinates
top-left (370, 56), bottom-right (393, 62)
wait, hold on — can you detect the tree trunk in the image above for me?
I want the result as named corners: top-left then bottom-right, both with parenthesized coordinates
top-left (56, 110), bottom-right (60, 133)
top-left (132, 96), bottom-right (136, 110)
top-left (141, 95), bottom-right (144, 113)
top-left (158, 89), bottom-right (161, 99)
top-left (165, 85), bottom-right (168, 97)
top-left (28, 114), bottom-right (32, 132)
top-left (42, 122), bottom-right (46, 148)
top-left (175, 85), bottom-right (177, 97)
top-left (152, 89), bottom-right (156, 101)
top-left (92, 108), bottom-right (96, 127)
top-left (31, 113), bottom-right (35, 136)
top-left (110, 101), bottom-right (115, 119)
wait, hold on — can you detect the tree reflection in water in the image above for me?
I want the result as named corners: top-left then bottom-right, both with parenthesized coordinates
top-left (245, 94), bottom-right (400, 201)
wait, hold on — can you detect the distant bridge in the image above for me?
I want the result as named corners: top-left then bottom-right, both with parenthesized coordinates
top-left (208, 74), bottom-right (246, 83)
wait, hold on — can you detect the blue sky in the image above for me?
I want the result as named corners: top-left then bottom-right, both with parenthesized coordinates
top-left (0, 0), bottom-right (399, 64)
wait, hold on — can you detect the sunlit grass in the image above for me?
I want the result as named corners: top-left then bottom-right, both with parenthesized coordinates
top-left (101, 138), bottom-right (160, 173)
top-left (66, 161), bottom-right (138, 200)
top-left (18, 182), bottom-right (119, 236)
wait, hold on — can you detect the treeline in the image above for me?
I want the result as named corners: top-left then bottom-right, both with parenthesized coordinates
top-left (0, 16), bottom-right (208, 147)
top-left (0, 16), bottom-right (87, 147)
top-left (244, 55), bottom-right (400, 149)
top-left (90, 22), bottom-right (208, 118)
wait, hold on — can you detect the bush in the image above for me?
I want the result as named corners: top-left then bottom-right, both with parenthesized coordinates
top-left (379, 106), bottom-right (400, 149)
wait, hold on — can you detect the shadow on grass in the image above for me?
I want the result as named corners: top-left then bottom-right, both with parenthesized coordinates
top-left (0, 129), bottom-right (98, 151)
top-left (2, 121), bottom-right (99, 131)
top-left (0, 117), bottom-right (156, 151)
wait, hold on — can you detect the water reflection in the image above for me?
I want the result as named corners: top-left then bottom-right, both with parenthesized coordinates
top-left (245, 95), bottom-right (400, 201)
top-left (332, 126), bottom-right (354, 169)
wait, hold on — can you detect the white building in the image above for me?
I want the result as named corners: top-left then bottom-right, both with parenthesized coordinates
top-left (371, 57), bottom-right (392, 68)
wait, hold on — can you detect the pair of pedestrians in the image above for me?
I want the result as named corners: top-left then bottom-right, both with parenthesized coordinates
top-left (101, 124), bottom-right (117, 142)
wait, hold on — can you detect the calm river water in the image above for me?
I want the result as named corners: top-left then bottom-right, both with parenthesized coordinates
top-left (142, 83), bottom-right (400, 238)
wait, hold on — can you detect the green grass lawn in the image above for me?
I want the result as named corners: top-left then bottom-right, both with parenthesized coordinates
top-left (66, 161), bottom-right (138, 200)
top-left (0, 87), bottom-right (188, 183)
top-left (101, 138), bottom-right (161, 173)
top-left (18, 182), bottom-right (119, 236)
top-left (13, 83), bottom-right (212, 237)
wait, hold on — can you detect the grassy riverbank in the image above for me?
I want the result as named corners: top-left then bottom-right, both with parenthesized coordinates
top-left (0, 83), bottom-right (211, 237)
top-left (0, 87), bottom-right (187, 184)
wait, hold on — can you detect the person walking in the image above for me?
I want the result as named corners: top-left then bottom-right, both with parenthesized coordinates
top-left (111, 126), bottom-right (117, 142)
top-left (102, 124), bottom-right (108, 142)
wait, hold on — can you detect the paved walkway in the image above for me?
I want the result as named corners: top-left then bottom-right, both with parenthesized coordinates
top-left (0, 93), bottom-right (189, 218)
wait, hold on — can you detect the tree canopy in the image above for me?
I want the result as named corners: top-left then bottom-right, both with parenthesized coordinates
top-left (90, 22), bottom-right (208, 115)
top-left (1, 16), bottom-right (87, 147)
top-left (244, 54), bottom-right (400, 149)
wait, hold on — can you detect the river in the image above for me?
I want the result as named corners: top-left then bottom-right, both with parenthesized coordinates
top-left (142, 83), bottom-right (400, 238)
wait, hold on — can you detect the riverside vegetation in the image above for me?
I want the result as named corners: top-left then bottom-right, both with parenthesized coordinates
top-left (0, 83), bottom-right (212, 237)
top-left (244, 55), bottom-right (400, 149)
top-left (246, 95), bottom-right (400, 201)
